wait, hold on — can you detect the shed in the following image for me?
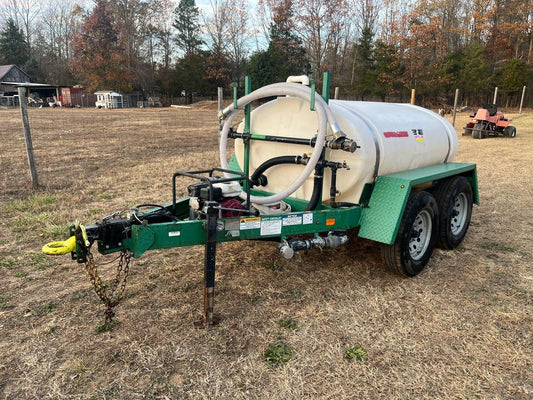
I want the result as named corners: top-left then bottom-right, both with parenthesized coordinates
top-left (94, 91), bottom-right (124, 109)
top-left (0, 64), bottom-right (30, 90)
top-left (1, 65), bottom-right (31, 105)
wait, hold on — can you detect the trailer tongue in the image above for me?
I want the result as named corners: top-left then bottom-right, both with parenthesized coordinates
top-left (43, 75), bottom-right (478, 326)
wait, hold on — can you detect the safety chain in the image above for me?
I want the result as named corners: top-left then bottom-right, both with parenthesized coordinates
top-left (84, 248), bottom-right (131, 322)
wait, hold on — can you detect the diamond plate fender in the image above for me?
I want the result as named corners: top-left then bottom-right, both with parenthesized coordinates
top-left (358, 162), bottom-right (478, 244)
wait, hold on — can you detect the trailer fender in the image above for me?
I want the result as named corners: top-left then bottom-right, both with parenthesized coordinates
top-left (358, 162), bottom-right (478, 245)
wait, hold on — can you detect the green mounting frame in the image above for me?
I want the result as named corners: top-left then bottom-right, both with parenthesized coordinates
top-left (118, 161), bottom-right (477, 257)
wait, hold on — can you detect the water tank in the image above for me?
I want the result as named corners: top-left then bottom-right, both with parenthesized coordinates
top-left (234, 97), bottom-right (458, 204)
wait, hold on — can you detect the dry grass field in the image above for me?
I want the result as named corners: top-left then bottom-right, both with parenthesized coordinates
top-left (0, 104), bottom-right (532, 399)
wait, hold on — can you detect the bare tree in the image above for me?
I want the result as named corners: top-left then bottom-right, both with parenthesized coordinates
top-left (224, 0), bottom-right (250, 80)
top-left (3, 0), bottom-right (40, 53)
top-left (294, 0), bottom-right (351, 78)
top-left (353, 0), bottom-right (381, 34)
top-left (202, 0), bottom-right (251, 81)
top-left (148, 0), bottom-right (175, 69)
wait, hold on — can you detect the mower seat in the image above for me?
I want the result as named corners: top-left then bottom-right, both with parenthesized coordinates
top-left (482, 103), bottom-right (498, 116)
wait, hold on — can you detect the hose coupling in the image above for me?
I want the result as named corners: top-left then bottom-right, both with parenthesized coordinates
top-left (326, 136), bottom-right (359, 153)
top-left (218, 105), bottom-right (234, 120)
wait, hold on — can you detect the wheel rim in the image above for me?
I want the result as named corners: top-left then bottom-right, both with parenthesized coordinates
top-left (450, 192), bottom-right (468, 235)
top-left (409, 209), bottom-right (432, 261)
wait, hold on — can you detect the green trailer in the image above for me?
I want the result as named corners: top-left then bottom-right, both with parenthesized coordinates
top-left (43, 76), bottom-right (478, 326)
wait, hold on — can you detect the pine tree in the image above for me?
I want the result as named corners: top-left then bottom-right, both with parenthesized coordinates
top-left (247, 0), bottom-right (307, 87)
top-left (0, 18), bottom-right (29, 66)
top-left (353, 27), bottom-right (377, 100)
top-left (173, 0), bottom-right (203, 56)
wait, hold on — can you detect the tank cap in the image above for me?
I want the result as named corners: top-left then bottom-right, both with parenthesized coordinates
top-left (286, 75), bottom-right (310, 86)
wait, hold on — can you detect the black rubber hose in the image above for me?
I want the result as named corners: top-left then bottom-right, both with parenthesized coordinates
top-left (250, 155), bottom-right (306, 187)
top-left (304, 157), bottom-right (325, 211)
top-left (248, 154), bottom-right (323, 211)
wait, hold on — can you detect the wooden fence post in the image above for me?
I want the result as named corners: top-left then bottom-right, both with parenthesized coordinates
top-left (519, 86), bottom-right (526, 114)
top-left (410, 89), bottom-right (415, 105)
top-left (452, 89), bottom-right (459, 127)
top-left (493, 87), bottom-right (498, 104)
top-left (334, 87), bottom-right (339, 100)
top-left (18, 87), bottom-right (39, 188)
top-left (217, 87), bottom-right (223, 112)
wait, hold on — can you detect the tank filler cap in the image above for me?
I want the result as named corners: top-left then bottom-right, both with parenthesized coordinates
top-left (286, 75), bottom-right (310, 86)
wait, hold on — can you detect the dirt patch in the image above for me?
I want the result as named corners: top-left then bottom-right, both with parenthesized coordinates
top-left (1, 105), bottom-right (532, 399)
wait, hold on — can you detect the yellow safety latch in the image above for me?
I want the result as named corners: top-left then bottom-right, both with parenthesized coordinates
top-left (42, 235), bottom-right (76, 255)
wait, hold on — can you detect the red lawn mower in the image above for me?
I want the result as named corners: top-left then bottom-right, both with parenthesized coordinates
top-left (463, 104), bottom-right (516, 139)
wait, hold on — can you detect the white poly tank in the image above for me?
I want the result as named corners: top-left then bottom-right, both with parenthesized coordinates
top-left (234, 97), bottom-right (458, 204)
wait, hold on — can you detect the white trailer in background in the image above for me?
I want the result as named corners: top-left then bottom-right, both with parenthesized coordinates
top-left (94, 91), bottom-right (124, 109)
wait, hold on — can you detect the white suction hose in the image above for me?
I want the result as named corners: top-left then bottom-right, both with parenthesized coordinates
top-left (219, 82), bottom-right (341, 205)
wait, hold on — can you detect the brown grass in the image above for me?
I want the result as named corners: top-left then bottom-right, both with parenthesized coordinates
top-left (1, 105), bottom-right (532, 399)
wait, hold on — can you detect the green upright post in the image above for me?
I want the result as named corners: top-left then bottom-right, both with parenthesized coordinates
top-left (322, 72), bottom-right (331, 103)
top-left (243, 77), bottom-right (252, 192)
top-left (244, 77), bottom-right (251, 132)
top-left (315, 71), bottom-right (331, 209)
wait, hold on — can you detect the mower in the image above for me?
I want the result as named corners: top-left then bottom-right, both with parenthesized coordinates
top-left (463, 104), bottom-right (516, 138)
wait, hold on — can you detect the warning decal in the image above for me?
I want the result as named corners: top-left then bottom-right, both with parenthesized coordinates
top-left (240, 217), bottom-right (261, 230)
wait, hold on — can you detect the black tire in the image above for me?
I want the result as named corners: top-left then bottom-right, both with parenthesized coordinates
top-left (504, 126), bottom-right (516, 138)
top-left (472, 123), bottom-right (485, 139)
top-left (382, 191), bottom-right (438, 277)
top-left (433, 176), bottom-right (473, 250)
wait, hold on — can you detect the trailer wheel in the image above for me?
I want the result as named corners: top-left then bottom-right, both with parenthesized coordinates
top-left (382, 191), bottom-right (438, 277)
top-left (472, 123), bottom-right (485, 139)
top-left (434, 176), bottom-right (473, 250)
top-left (504, 126), bottom-right (516, 138)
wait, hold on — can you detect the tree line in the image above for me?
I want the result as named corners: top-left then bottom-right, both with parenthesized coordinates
top-left (0, 0), bottom-right (531, 107)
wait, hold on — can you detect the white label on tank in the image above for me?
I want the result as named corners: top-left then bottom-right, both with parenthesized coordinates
top-left (303, 213), bottom-right (313, 225)
top-left (240, 217), bottom-right (261, 230)
top-left (283, 214), bottom-right (302, 226)
top-left (260, 217), bottom-right (282, 236)
top-left (168, 231), bottom-right (181, 237)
